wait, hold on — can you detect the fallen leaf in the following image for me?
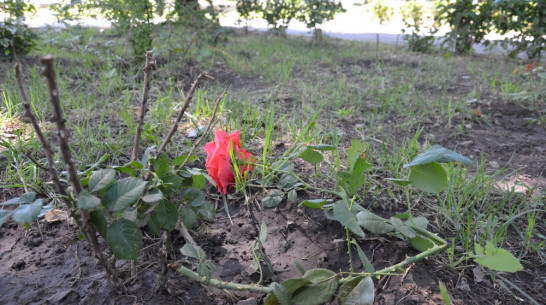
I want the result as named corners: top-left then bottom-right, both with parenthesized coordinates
top-left (45, 210), bottom-right (68, 223)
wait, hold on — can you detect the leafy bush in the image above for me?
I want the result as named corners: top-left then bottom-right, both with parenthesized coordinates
top-left (369, 0), bottom-right (393, 25)
top-left (493, 0), bottom-right (545, 60)
top-left (401, 0), bottom-right (437, 53)
top-left (236, 0), bottom-right (344, 34)
top-left (0, 18), bottom-right (37, 58)
top-left (435, 0), bottom-right (494, 54)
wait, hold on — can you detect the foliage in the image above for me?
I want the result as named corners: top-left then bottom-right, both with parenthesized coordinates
top-left (0, 17), bottom-right (37, 58)
top-left (400, 0), bottom-right (437, 53)
top-left (236, 0), bottom-right (344, 33)
top-left (369, 0), bottom-right (393, 25)
top-left (435, 0), bottom-right (494, 54)
top-left (493, 0), bottom-right (546, 60)
top-left (473, 242), bottom-right (523, 272)
top-left (0, 0), bottom-right (37, 58)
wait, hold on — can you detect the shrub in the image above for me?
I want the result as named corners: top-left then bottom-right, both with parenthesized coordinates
top-left (0, 18), bottom-right (37, 58)
top-left (236, 0), bottom-right (344, 34)
top-left (493, 0), bottom-right (545, 60)
top-left (435, 0), bottom-right (494, 54)
top-left (401, 0), bottom-right (437, 53)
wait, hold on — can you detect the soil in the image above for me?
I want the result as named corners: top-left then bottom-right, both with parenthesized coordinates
top-left (1, 35), bottom-right (545, 305)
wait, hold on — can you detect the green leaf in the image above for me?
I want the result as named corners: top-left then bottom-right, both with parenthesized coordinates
top-left (389, 217), bottom-right (416, 238)
top-left (385, 178), bottom-right (412, 187)
top-left (179, 206), bottom-right (196, 228)
top-left (12, 199), bottom-right (42, 224)
top-left (292, 269), bottom-right (340, 305)
top-left (278, 173), bottom-right (301, 191)
top-left (301, 199), bottom-right (331, 209)
top-left (334, 201), bottom-right (365, 238)
top-left (270, 282), bottom-right (291, 305)
top-left (408, 162), bottom-right (448, 194)
top-left (408, 235), bottom-right (435, 252)
top-left (348, 158), bottom-right (372, 195)
top-left (356, 211), bottom-right (394, 234)
top-left (405, 217), bottom-right (429, 230)
top-left (474, 242), bottom-right (523, 272)
top-left (197, 201), bottom-right (216, 221)
top-left (262, 189), bottom-right (284, 208)
top-left (0, 210), bottom-right (13, 227)
top-left (172, 154), bottom-right (197, 167)
top-left (347, 140), bottom-right (367, 171)
top-left (148, 215), bottom-right (160, 236)
top-left (90, 210), bottom-right (107, 238)
top-left (121, 206), bottom-right (138, 222)
top-left (287, 189), bottom-right (298, 203)
top-left (404, 145), bottom-right (472, 168)
top-left (141, 188), bottom-right (163, 204)
top-left (20, 192), bottom-right (36, 204)
top-left (338, 276), bottom-right (374, 305)
top-left (126, 160), bottom-right (144, 170)
top-left (102, 178), bottom-right (148, 211)
top-left (265, 278), bottom-right (312, 305)
top-left (180, 244), bottom-right (206, 261)
top-left (295, 262), bottom-right (306, 275)
top-left (152, 152), bottom-right (171, 179)
top-left (88, 169), bottom-right (116, 192)
top-left (2, 197), bottom-right (24, 206)
top-left (352, 240), bottom-right (375, 273)
top-left (192, 174), bottom-right (207, 190)
top-left (155, 200), bottom-right (178, 230)
top-left (299, 148), bottom-right (324, 165)
top-left (307, 144), bottom-right (336, 151)
top-left (106, 219), bottom-right (142, 260)
top-left (78, 190), bottom-right (101, 211)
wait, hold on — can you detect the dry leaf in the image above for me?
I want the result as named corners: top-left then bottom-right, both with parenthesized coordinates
top-left (45, 210), bottom-right (68, 223)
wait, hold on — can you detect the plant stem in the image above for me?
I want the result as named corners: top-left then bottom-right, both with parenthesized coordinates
top-left (346, 228), bottom-right (354, 274)
top-left (157, 71), bottom-right (212, 155)
top-left (178, 86), bottom-right (228, 170)
top-left (177, 265), bottom-right (272, 294)
top-left (132, 51), bottom-right (157, 161)
top-left (40, 55), bottom-right (119, 284)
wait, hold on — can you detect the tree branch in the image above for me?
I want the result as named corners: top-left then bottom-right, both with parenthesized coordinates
top-left (132, 51), bottom-right (157, 161)
top-left (40, 55), bottom-right (119, 284)
top-left (157, 71), bottom-right (212, 155)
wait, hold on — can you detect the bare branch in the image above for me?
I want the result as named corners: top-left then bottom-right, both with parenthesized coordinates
top-left (14, 59), bottom-right (70, 204)
top-left (40, 55), bottom-right (119, 284)
top-left (178, 86), bottom-right (228, 170)
top-left (131, 51), bottom-right (158, 161)
top-left (157, 71), bottom-right (213, 155)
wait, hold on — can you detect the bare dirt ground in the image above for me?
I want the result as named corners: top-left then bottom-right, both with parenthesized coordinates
top-left (1, 36), bottom-right (545, 304)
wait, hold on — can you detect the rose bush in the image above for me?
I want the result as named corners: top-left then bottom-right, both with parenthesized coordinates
top-left (204, 130), bottom-right (254, 194)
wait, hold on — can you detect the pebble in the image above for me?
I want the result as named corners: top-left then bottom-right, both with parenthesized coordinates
top-left (489, 161), bottom-right (500, 169)
top-left (459, 140), bottom-right (473, 146)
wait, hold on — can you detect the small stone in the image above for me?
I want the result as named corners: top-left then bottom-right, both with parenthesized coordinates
top-left (465, 123), bottom-right (472, 129)
top-left (473, 266), bottom-right (487, 283)
top-left (456, 277), bottom-right (471, 292)
top-left (489, 161), bottom-right (500, 169)
top-left (459, 140), bottom-right (473, 146)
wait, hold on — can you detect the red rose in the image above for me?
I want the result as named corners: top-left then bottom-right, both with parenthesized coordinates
top-left (203, 130), bottom-right (254, 194)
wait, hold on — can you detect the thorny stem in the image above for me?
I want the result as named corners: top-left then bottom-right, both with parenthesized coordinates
top-left (40, 55), bottom-right (119, 284)
top-left (157, 71), bottom-right (213, 155)
top-left (177, 265), bottom-right (272, 294)
top-left (132, 51), bottom-right (157, 161)
top-left (178, 86), bottom-right (228, 170)
top-left (14, 59), bottom-right (71, 208)
top-left (346, 228), bottom-right (354, 274)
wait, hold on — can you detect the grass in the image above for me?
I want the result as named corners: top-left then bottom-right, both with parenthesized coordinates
top-left (0, 23), bottom-right (544, 299)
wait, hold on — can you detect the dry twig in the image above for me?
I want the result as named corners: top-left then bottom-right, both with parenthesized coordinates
top-left (40, 55), bottom-right (119, 284)
top-left (157, 71), bottom-right (213, 155)
top-left (132, 51), bottom-right (158, 161)
top-left (178, 86), bottom-right (228, 170)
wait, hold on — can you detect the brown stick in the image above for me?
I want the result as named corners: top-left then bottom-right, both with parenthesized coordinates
top-left (178, 86), bottom-right (228, 170)
top-left (132, 51), bottom-right (158, 161)
top-left (14, 60), bottom-right (70, 205)
top-left (40, 55), bottom-right (119, 283)
top-left (157, 71), bottom-right (212, 155)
